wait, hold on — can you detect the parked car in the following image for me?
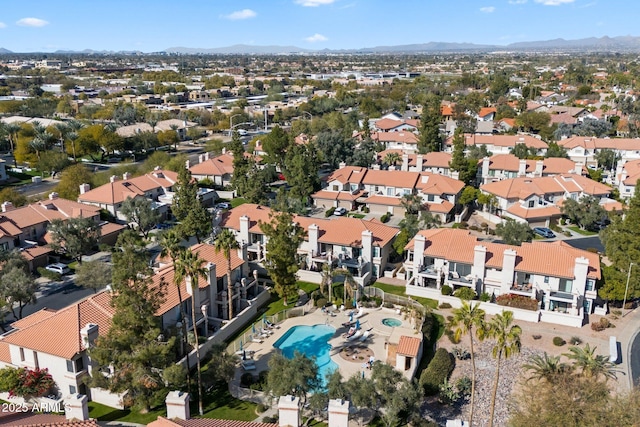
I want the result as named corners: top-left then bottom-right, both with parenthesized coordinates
top-left (216, 202), bottom-right (232, 210)
top-left (333, 207), bottom-right (348, 216)
top-left (533, 227), bottom-right (556, 238)
top-left (45, 263), bottom-right (70, 275)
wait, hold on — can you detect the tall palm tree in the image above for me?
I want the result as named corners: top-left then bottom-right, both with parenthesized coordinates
top-left (175, 249), bottom-right (207, 416)
top-left (523, 353), bottom-right (571, 384)
top-left (451, 301), bottom-right (486, 427)
top-left (4, 122), bottom-right (21, 165)
top-left (159, 229), bottom-right (190, 389)
top-left (383, 152), bottom-right (401, 167)
top-left (214, 229), bottom-right (239, 320)
top-left (563, 343), bottom-right (619, 381)
top-left (487, 310), bottom-right (521, 427)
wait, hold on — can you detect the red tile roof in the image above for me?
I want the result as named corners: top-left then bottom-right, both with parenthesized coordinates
top-left (558, 136), bottom-right (640, 151)
top-left (406, 228), bottom-right (600, 280)
top-left (189, 153), bottom-right (234, 177)
top-left (396, 335), bottom-right (421, 357)
top-left (0, 411), bottom-right (99, 427)
top-left (0, 198), bottom-right (100, 230)
top-left (480, 174), bottom-right (610, 200)
top-left (149, 417), bottom-right (278, 427)
top-left (78, 169), bottom-right (178, 205)
top-left (325, 166), bottom-right (367, 185)
top-left (446, 134), bottom-right (548, 150)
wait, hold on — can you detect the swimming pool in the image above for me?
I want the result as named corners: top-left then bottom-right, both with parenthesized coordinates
top-left (382, 317), bottom-right (402, 327)
top-left (273, 324), bottom-right (338, 384)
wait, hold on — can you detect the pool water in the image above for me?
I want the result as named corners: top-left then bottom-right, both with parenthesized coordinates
top-left (273, 324), bottom-right (338, 384)
top-left (382, 317), bottom-right (402, 327)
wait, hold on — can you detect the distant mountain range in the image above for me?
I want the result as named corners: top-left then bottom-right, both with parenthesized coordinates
top-left (4, 36), bottom-right (640, 55)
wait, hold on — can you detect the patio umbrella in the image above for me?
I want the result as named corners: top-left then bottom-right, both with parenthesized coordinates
top-left (262, 313), bottom-right (267, 327)
top-left (355, 319), bottom-right (360, 330)
top-left (252, 323), bottom-right (256, 334)
top-left (239, 340), bottom-right (243, 352)
top-left (353, 296), bottom-right (357, 308)
top-left (349, 312), bottom-right (354, 323)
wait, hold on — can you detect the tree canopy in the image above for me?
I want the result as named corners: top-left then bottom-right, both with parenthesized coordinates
top-left (48, 217), bottom-right (100, 263)
top-left (495, 219), bottom-right (533, 246)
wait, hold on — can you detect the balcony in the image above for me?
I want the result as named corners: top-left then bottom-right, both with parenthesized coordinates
top-left (447, 271), bottom-right (474, 287)
top-left (510, 283), bottom-right (534, 297)
top-left (549, 291), bottom-right (574, 301)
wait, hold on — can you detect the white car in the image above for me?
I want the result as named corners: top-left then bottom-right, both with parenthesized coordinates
top-left (333, 207), bottom-right (348, 216)
top-left (45, 263), bottom-right (70, 275)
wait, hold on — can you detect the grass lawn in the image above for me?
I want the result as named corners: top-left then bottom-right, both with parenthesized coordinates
top-left (372, 282), bottom-right (438, 310)
top-left (567, 226), bottom-right (598, 236)
top-left (199, 387), bottom-right (257, 420)
top-left (263, 281), bottom-right (319, 316)
top-left (88, 402), bottom-right (165, 425)
top-left (231, 197), bottom-right (248, 208)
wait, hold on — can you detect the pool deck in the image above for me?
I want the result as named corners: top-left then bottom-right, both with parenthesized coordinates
top-left (233, 305), bottom-right (421, 384)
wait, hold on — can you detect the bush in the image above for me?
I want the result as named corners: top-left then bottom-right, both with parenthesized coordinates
top-left (532, 334), bottom-right (542, 340)
top-left (380, 213), bottom-right (391, 223)
top-left (469, 225), bottom-right (479, 231)
top-left (569, 336), bottom-right (583, 345)
top-left (256, 404), bottom-right (267, 413)
top-left (383, 302), bottom-right (394, 309)
top-left (591, 321), bottom-right (606, 332)
top-left (37, 267), bottom-right (61, 282)
top-left (263, 416), bottom-right (278, 423)
top-left (454, 287), bottom-right (476, 301)
top-left (479, 292), bottom-right (491, 302)
top-left (452, 347), bottom-right (470, 360)
top-left (419, 348), bottom-right (455, 395)
top-left (552, 336), bottom-right (566, 346)
top-left (315, 298), bottom-right (327, 308)
top-left (325, 207), bottom-right (335, 217)
top-left (421, 312), bottom-right (435, 340)
top-left (445, 328), bottom-right (460, 344)
top-left (240, 372), bottom-right (254, 387)
top-left (496, 293), bottom-right (538, 311)
top-left (459, 221), bottom-right (468, 229)
top-left (456, 376), bottom-right (472, 399)
top-left (361, 206), bottom-right (370, 213)
top-left (439, 302), bottom-right (452, 309)
top-left (441, 285), bottom-right (452, 296)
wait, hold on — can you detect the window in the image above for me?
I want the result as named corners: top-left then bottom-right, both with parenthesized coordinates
top-left (427, 194), bottom-right (435, 202)
top-left (528, 200), bottom-right (535, 208)
top-left (544, 276), bottom-right (549, 284)
top-left (586, 279), bottom-right (595, 291)
top-left (0, 242), bottom-right (8, 251)
top-left (69, 385), bottom-right (77, 394)
top-left (75, 357), bottom-right (84, 372)
top-left (67, 360), bottom-right (75, 373)
top-left (386, 187), bottom-right (395, 196)
top-left (19, 348), bottom-right (24, 362)
top-left (559, 279), bottom-right (573, 293)
top-left (373, 246), bottom-right (381, 258)
top-left (33, 351), bottom-right (39, 369)
top-left (408, 251), bottom-right (414, 262)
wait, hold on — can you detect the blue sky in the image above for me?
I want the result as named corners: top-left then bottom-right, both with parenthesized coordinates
top-left (0, 0), bottom-right (637, 52)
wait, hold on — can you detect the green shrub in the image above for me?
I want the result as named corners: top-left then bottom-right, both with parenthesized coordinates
top-left (459, 221), bottom-right (468, 229)
top-left (383, 302), bottom-right (394, 309)
top-left (469, 225), bottom-right (479, 231)
top-left (380, 213), bottom-right (391, 223)
top-left (419, 348), bottom-right (455, 395)
top-left (496, 293), bottom-right (538, 311)
top-left (240, 372), bottom-right (255, 387)
top-left (591, 321), bottom-right (606, 332)
top-left (325, 207), bottom-right (336, 217)
top-left (37, 267), bottom-right (61, 281)
top-left (453, 287), bottom-right (476, 301)
top-left (456, 376), bottom-right (472, 398)
top-left (421, 312), bottom-right (435, 339)
top-left (445, 329), bottom-right (460, 344)
top-left (256, 404), bottom-right (267, 413)
top-left (362, 206), bottom-right (370, 213)
top-left (569, 336), bottom-right (582, 345)
top-left (479, 292), bottom-right (491, 302)
top-left (532, 334), bottom-right (542, 340)
top-left (552, 336), bottom-right (566, 346)
top-left (599, 317), bottom-right (612, 328)
top-left (441, 285), bottom-right (452, 296)
top-left (439, 302), bottom-right (452, 309)
top-left (315, 298), bottom-right (327, 308)
top-left (263, 416), bottom-right (278, 423)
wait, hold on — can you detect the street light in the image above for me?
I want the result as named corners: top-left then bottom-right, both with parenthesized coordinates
top-left (201, 304), bottom-right (208, 337)
top-left (230, 114), bottom-right (242, 134)
top-left (623, 262), bottom-right (635, 317)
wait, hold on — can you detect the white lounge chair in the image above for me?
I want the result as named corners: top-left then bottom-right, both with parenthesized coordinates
top-left (358, 330), bottom-right (372, 342)
top-left (251, 336), bottom-right (263, 344)
top-left (354, 307), bottom-right (365, 319)
top-left (346, 330), bottom-right (363, 342)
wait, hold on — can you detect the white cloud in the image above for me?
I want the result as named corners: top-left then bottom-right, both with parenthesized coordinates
top-left (305, 33), bottom-right (328, 42)
top-left (508, 0), bottom-right (527, 4)
top-left (480, 6), bottom-right (496, 12)
top-left (223, 9), bottom-right (257, 20)
top-left (295, 0), bottom-right (335, 7)
top-left (0, 22), bottom-right (6, 29)
top-left (16, 17), bottom-right (49, 27)
top-left (534, 0), bottom-right (574, 5)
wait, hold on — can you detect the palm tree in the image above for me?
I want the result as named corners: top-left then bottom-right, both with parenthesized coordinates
top-left (563, 343), bottom-right (619, 381)
top-left (175, 249), bottom-right (207, 416)
top-left (4, 122), bottom-right (21, 164)
top-left (214, 229), bottom-right (240, 320)
top-left (523, 353), bottom-right (571, 384)
top-left (451, 301), bottom-right (486, 427)
top-left (383, 152), bottom-right (401, 167)
top-left (487, 311), bottom-right (522, 427)
top-left (159, 229), bottom-right (190, 389)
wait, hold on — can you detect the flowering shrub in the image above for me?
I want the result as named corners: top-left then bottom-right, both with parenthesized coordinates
top-left (495, 293), bottom-right (539, 311)
top-left (0, 367), bottom-right (56, 397)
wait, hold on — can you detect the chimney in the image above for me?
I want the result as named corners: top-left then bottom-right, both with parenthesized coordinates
top-left (328, 399), bottom-right (350, 427)
top-left (416, 154), bottom-right (424, 171)
top-left (222, 147), bottom-right (226, 155)
top-left (401, 154), bottom-right (409, 171)
top-left (575, 162), bottom-right (584, 175)
top-left (518, 159), bottom-right (527, 177)
top-left (573, 256), bottom-right (590, 294)
top-left (123, 172), bottom-right (131, 180)
top-left (184, 276), bottom-right (200, 308)
top-left (451, 170), bottom-right (460, 181)
top-left (48, 192), bottom-right (59, 200)
top-left (372, 164), bottom-right (381, 170)
top-left (198, 154), bottom-right (204, 163)
top-left (472, 245), bottom-right (487, 288)
top-left (361, 230), bottom-right (373, 263)
top-left (154, 166), bottom-right (161, 171)
top-left (239, 216), bottom-right (250, 247)
top-left (64, 394), bottom-right (89, 421)
top-left (413, 233), bottom-right (426, 270)
top-left (110, 175), bottom-right (118, 183)
top-left (481, 156), bottom-right (490, 180)
top-left (501, 248), bottom-right (517, 293)
top-left (204, 152), bottom-right (210, 161)
top-left (80, 323), bottom-right (99, 348)
top-left (308, 224), bottom-right (319, 256)
top-left (535, 160), bottom-right (544, 177)
top-left (278, 395), bottom-right (300, 427)
top-left (338, 161), bottom-right (346, 169)
top-left (165, 391), bottom-right (190, 421)
top-left (1, 201), bottom-right (14, 212)
top-left (185, 159), bottom-right (190, 169)
top-left (79, 183), bottom-right (91, 195)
